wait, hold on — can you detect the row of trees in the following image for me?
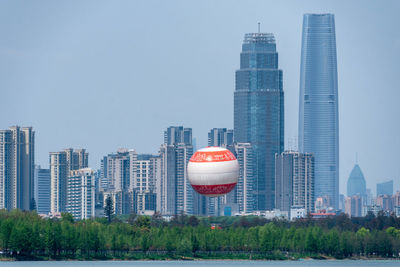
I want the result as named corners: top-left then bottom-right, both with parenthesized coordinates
top-left (0, 210), bottom-right (400, 259)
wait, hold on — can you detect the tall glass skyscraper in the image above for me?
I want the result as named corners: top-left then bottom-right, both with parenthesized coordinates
top-left (234, 33), bottom-right (284, 211)
top-left (298, 14), bottom-right (339, 209)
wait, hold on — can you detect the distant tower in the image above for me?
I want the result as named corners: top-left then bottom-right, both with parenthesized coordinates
top-left (234, 32), bottom-right (284, 210)
top-left (347, 164), bottom-right (366, 197)
top-left (298, 14), bottom-right (339, 209)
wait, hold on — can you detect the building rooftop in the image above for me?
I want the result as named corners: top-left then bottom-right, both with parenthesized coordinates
top-left (243, 33), bottom-right (275, 44)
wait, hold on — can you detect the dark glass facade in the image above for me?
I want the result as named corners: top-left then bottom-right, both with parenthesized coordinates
top-left (298, 14), bottom-right (339, 209)
top-left (234, 33), bottom-right (284, 211)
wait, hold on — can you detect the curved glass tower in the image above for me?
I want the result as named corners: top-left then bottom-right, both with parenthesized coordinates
top-left (347, 164), bottom-right (366, 197)
top-left (298, 14), bottom-right (339, 209)
top-left (234, 33), bottom-right (284, 211)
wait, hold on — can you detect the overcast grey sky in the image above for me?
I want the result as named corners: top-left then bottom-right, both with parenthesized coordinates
top-left (1, 0), bottom-right (399, 195)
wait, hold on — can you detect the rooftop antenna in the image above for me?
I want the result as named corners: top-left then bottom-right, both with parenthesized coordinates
top-left (356, 152), bottom-right (358, 164)
top-left (258, 22), bottom-right (261, 33)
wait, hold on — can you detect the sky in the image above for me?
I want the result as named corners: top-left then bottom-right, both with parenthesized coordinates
top-left (1, 0), bottom-right (399, 196)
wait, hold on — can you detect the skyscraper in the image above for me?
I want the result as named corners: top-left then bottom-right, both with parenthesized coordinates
top-left (234, 32), bottom-right (284, 211)
top-left (298, 14), bottom-right (339, 209)
top-left (347, 164), bottom-right (366, 197)
top-left (0, 126), bottom-right (35, 211)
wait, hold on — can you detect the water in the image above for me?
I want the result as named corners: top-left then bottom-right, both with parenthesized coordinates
top-left (0, 260), bottom-right (400, 267)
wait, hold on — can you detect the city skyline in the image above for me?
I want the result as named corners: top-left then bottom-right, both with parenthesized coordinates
top-left (1, 1), bottom-right (400, 195)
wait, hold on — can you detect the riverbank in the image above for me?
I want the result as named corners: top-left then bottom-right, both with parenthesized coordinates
top-left (1, 252), bottom-right (399, 261)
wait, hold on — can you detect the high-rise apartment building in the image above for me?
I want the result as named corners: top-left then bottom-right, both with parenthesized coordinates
top-left (131, 154), bottom-right (157, 214)
top-left (298, 14), bottom-right (339, 209)
top-left (67, 168), bottom-right (95, 220)
top-left (50, 148), bottom-right (88, 213)
top-left (234, 142), bottom-right (255, 214)
top-left (0, 126), bottom-right (35, 211)
top-left (100, 149), bottom-right (160, 215)
top-left (208, 128), bottom-right (234, 149)
top-left (275, 151), bottom-right (314, 214)
top-left (377, 180), bottom-right (393, 196)
top-left (158, 126), bottom-right (194, 215)
top-left (234, 32), bottom-right (284, 210)
top-left (100, 149), bottom-right (135, 215)
top-left (204, 128), bottom-right (235, 216)
top-left (34, 165), bottom-right (50, 214)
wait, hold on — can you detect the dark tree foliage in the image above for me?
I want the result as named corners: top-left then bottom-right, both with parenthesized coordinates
top-left (104, 195), bottom-right (113, 223)
top-left (1, 209), bottom-right (400, 259)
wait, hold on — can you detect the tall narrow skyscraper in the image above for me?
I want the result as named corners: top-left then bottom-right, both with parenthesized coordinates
top-left (298, 14), bottom-right (339, 209)
top-left (234, 32), bottom-right (284, 210)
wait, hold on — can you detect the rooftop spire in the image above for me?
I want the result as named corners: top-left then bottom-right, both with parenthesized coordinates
top-left (258, 22), bottom-right (260, 33)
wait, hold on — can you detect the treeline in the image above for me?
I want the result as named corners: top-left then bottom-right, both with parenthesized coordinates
top-left (1, 210), bottom-right (400, 260)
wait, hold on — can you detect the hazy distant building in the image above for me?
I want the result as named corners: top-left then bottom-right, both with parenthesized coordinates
top-left (366, 188), bottom-right (374, 206)
top-left (347, 164), bottom-right (366, 198)
top-left (376, 194), bottom-right (393, 212)
top-left (298, 14), bottom-right (339, 209)
top-left (50, 148), bottom-right (88, 213)
top-left (275, 151), bottom-right (314, 214)
top-left (234, 32), bottom-right (284, 210)
top-left (0, 126), bottom-right (35, 211)
top-left (345, 195), bottom-right (362, 217)
top-left (339, 194), bottom-right (345, 211)
top-left (377, 180), bottom-right (393, 196)
top-left (315, 195), bottom-right (332, 212)
top-left (158, 126), bottom-right (194, 215)
top-left (34, 165), bottom-right (50, 214)
top-left (393, 191), bottom-right (400, 207)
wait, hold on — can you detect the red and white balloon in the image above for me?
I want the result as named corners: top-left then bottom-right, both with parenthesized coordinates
top-left (187, 146), bottom-right (239, 197)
